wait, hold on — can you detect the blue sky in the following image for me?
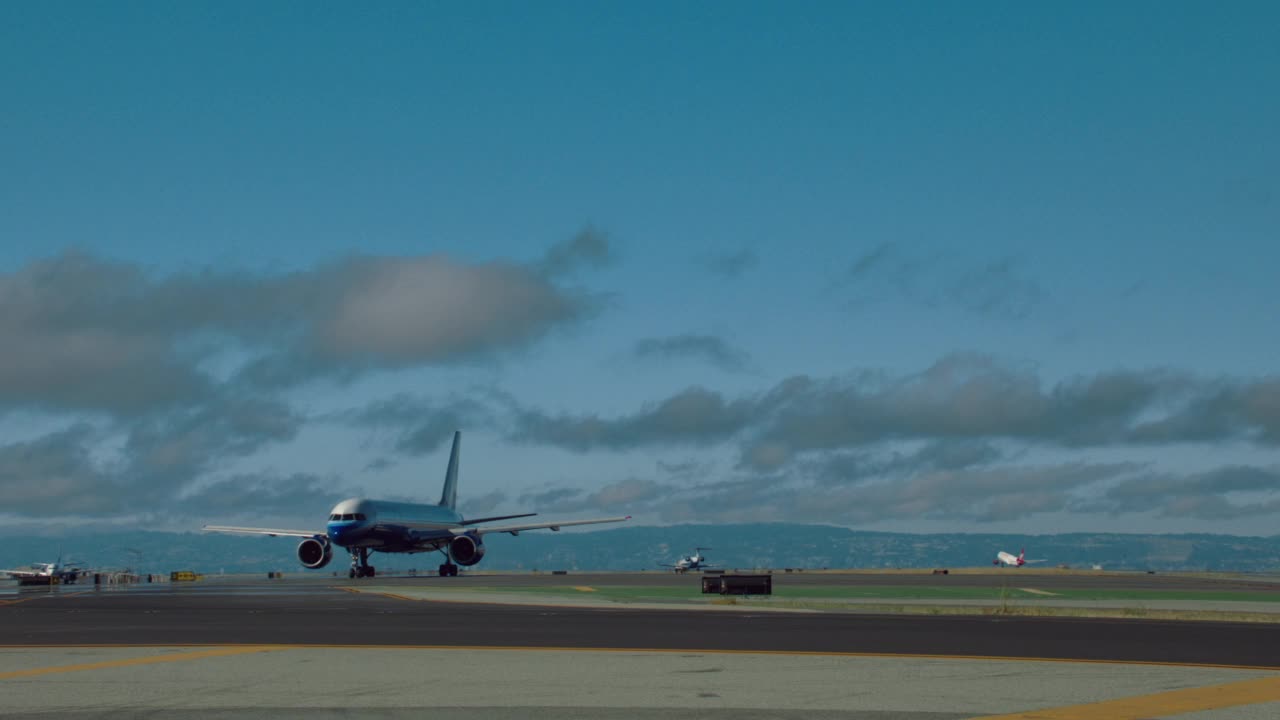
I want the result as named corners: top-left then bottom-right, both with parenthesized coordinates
top-left (1, 2), bottom-right (1278, 535)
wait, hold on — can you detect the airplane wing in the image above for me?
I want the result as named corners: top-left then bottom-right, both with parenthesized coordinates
top-left (461, 512), bottom-right (537, 525)
top-left (0, 570), bottom-right (42, 579)
top-left (452, 515), bottom-right (630, 537)
top-left (202, 525), bottom-right (323, 538)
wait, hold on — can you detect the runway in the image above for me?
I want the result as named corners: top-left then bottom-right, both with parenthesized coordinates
top-left (3, 578), bottom-right (1279, 667)
top-left (4, 573), bottom-right (1280, 718)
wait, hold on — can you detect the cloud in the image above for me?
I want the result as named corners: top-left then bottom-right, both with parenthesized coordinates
top-left (0, 424), bottom-right (120, 516)
top-left (702, 250), bottom-right (758, 278)
top-left (511, 386), bottom-right (756, 452)
top-left (0, 413), bottom-right (318, 521)
top-left (1098, 466), bottom-right (1280, 519)
top-left (740, 357), bottom-right (1280, 468)
top-left (849, 243), bottom-right (894, 278)
top-left (493, 354), bottom-right (1280, 469)
top-left (538, 226), bottom-right (613, 277)
top-left (0, 243), bottom-right (605, 416)
top-left (249, 254), bottom-right (598, 384)
top-left (948, 258), bottom-right (1043, 320)
top-left (838, 246), bottom-right (1045, 320)
top-left (653, 461), bottom-right (1140, 525)
top-left (175, 473), bottom-right (350, 518)
top-left (122, 396), bottom-right (303, 483)
top-left (343, 393), bottom-right (494, 456)
top-left (336, 355), bottom-right (1278, 473)
top-left (0, 254), bottom-right (218, 416)
top-left (0, 236), bottom-right (610, 523)
top-left (800, 439), bottom-right (1004, 487)
top-left (518, 487), bottom-right (584, 508)
top-left (459, 490), bottom-right (507, 517)
top-left (520, 478), bottom-right (667, 514)
top-left (632, 334), bottom-right (750, 372)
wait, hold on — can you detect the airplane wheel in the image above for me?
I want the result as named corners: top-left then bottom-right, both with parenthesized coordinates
top-left (368, 567), bottom-right (376, 578)
top-left (349, 569), bottom-right (356, 579)
top-left (447, 564), bottom-right (458, 577)
top-left (438, 564), bottom-right (448, 577)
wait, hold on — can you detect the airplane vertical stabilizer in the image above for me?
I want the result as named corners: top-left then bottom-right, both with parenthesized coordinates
top-left (439, 431), bottom-right (460, 509)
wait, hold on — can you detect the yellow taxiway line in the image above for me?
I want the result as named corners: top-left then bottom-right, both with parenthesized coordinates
top-left (0, 643), bottom-right (1277, 672)
top-left (0, 646), bottom-right (286, 680)
top-left (973, 674), bottom-right (1280, 719)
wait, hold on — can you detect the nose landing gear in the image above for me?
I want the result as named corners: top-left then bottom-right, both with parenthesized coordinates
top-left (349, 547), bottom-right (376, 579)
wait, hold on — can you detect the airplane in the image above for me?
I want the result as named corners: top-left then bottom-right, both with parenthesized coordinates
top-left (0, 556), bottom-right (86, 586)
top-left (660, 547), bottom-right (717, 573)
top-left (993, 548), bottom-right (1045, 567)
top-left (204, 431), bottom-right (629, 578)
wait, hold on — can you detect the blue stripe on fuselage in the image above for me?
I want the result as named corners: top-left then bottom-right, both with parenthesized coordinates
top-left (325, 498), bottom-right (465, 549)
top-left (326, 520), bottom-right (366, 546)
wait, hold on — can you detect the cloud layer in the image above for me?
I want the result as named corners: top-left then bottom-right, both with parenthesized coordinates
top-left (0, 237), bottom-right (607, 522)
top-left (0, 247), bottom-right (602, 417)
top-left (3, 241), bottom-right (1276, 531)
top-left (328, 354), bottom-right (1280, 527)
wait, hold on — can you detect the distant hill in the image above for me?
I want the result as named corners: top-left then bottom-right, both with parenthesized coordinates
top-left (3, 524), bottom-right (1278, 576)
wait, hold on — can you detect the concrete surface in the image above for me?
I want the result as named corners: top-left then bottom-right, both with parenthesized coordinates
top-left (1, 647), bottom-right (1277, 719)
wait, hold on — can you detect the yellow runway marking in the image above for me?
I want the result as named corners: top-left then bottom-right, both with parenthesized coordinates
top-left (1018, 588), bottom-right (1060, 597)
top-left (973, 674), bottom-right (1280, 719)
top-left (573, 586), bottom-right (597, 592)
top-left (0, 644), bottom-right (1276, 672)
top-left (331, 586), bottom-right (420, 601)
top-left (0, 646), bottom-right (286, 681)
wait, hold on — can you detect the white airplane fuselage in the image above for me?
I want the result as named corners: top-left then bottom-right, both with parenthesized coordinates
top-left (994, 550), bottom-right (1025, 567)
top-left (325, 498), bottom-right (465, 553)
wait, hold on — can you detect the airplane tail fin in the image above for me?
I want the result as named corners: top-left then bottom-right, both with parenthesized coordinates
top-left (439, 431), bottom-right (460, 509)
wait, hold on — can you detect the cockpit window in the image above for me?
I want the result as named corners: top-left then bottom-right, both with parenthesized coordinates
top-left (329, 514), bottom-right (339, 521)
top-left (342, 513), bottom-right (354, 521)
top-left (355, 513), bottom-right (367, 521)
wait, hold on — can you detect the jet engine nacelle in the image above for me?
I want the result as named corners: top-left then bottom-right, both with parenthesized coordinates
top-left (449, 534), bottom-right (486, 566)
top-left (297, 537), bottom-right (333, 569)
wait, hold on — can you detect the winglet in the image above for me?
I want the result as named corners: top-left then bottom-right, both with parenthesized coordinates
top-left (440, 430), bottom-right (461, 509)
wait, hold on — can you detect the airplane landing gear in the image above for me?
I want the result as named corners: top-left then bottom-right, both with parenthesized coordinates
top-left (349, 548), bottom-right (376, 579)
top-left (437, 548), bottom-right (458, 577)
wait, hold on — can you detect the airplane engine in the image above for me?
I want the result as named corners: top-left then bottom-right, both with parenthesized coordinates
top-left (449, 535), bottom-right (486, 566)
top-left (297, 538), bottom-right (333, 569)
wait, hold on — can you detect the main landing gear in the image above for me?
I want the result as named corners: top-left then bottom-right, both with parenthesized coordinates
top-left (438, 548), bottom-right (458, 577)
top-left (349, 547), bottom-right (376, 579)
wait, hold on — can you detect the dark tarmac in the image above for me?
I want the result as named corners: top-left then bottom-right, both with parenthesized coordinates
top-left (3, 573), bottom-right (1279, 668)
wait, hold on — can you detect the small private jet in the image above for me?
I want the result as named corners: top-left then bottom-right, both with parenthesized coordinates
top-left (205, 432), bottom-right (629, 578)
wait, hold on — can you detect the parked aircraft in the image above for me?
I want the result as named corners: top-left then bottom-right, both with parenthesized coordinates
top-left (1, 556), bottom-right (86, 585)
top-left (661, 547), bottom-right (717, 573)
top-left (204, 432), bottom-right (629, 578)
